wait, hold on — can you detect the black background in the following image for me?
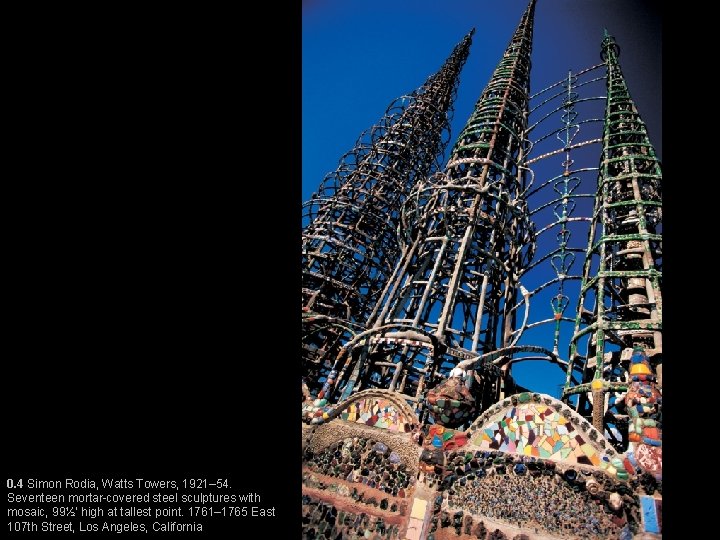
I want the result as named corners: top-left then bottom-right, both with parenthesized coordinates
top-left (7, 3), bottom-right (299, 537)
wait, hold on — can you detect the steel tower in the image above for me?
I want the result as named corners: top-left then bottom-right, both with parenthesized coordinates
top-left (326, 0), bottom-right (537, 421)
top-left (301, 31), bottom-right (474, 393)
top-left (563, 31), bottom-right (662, 451)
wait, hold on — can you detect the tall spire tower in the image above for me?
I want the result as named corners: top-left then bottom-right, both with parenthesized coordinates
top-left (563, 31), bottom-right (662, 451)
top-left (301, 31), bottom-right (474, 391)
top-left (327, 0), bottom-right (537, 418)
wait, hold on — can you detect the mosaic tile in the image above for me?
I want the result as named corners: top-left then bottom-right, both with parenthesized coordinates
top-left (426, 376), bottom-right (476, 427)
top-left (581, 443), bottom-right (595, 456)
top-left (465, 397), bottom-right (633, 478)
top-left (410, 499), bottom-right (427, 520)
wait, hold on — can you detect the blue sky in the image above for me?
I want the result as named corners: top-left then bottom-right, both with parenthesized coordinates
top-left (302, 0), bottom-right (661, 396)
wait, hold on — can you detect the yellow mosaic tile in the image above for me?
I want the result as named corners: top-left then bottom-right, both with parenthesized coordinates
top-left (410, 499), bottom-right (427, 520)
top-left (580, 443), bottom-right (595, 456)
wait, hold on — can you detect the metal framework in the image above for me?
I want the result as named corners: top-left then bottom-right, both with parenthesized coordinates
top-left (301, 31), bottom-right (474, 393)
top-left (487, 64), bottom-right (608, 392)
top-left (323, 1), bottom-right (538, 421)
top-left (562, 31), bottom-right (662, 451)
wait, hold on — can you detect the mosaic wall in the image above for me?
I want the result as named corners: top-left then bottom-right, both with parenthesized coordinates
top-left (304, 471), bottom-right (405, 514)
top-left (625, 347), bottom-right (663, 481)
top-left (303, 390), bottom-right (416, 432)
top-left (302, 433), bottom-right (417, 539)
top-left (304, 437), bottom-right (413, 496)
top-left (425, 425), bottom-right (469, 452)
top-left (467, 393), bottom-right (629, 479)
top-left (429, 450), bottom-right (641, 540)
top-left (417, 425), bottom-right (470, 489)
top-left (426, 373), bottom-right (476, 427)
top-left (301, 391), bottom-right (661, 538)
top-left (302, 494), bottom-right (402, 539)
top-left (338, 397), bottom-right (413, 432)
top-left (303, 397), bottom-right (338, 424)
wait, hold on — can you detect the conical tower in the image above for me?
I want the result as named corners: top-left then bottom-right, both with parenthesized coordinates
top-left (563, 31), bottom-right (662, 452)
top-left (325, 0), bottom-right (537, 420)
top-left (301, 31), bottom-right (474, 393)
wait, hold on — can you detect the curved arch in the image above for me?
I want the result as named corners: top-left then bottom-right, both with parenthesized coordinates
top-left (499, 354), bottom-right (569, 372)
top-left (455, 344), bottom-right (567, 371)
top-left (340, 323), bottom-right (440, 354)
top-left (303, 388), bottom-right (420, 430)
top-left (326, 324), bottom-right (441, 396)
top-left (334, 389), bottom-right (419, 426)
top-left (305, 422), bottom-right (420, 474)
top-left (301, 313), bottom-right (361, 340)
top-left (463, 393), bottom-right (630, 478)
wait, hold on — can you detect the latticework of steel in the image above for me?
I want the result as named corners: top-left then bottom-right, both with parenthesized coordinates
top-left (562, 31), bottom-right (662, 451)
top-left (483, 63), bottom-right (607, 393)
top-left (301, 31), bottom-right (474, 393)
top-left (323, 0), bottom-right (538, 417)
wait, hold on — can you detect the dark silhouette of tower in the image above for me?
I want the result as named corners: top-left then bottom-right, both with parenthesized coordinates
top-left (301, 31), bottom-right (474, 393)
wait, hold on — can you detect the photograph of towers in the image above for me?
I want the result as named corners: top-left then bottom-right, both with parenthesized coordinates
top-left (302, 1), bottom-right (662, 538)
